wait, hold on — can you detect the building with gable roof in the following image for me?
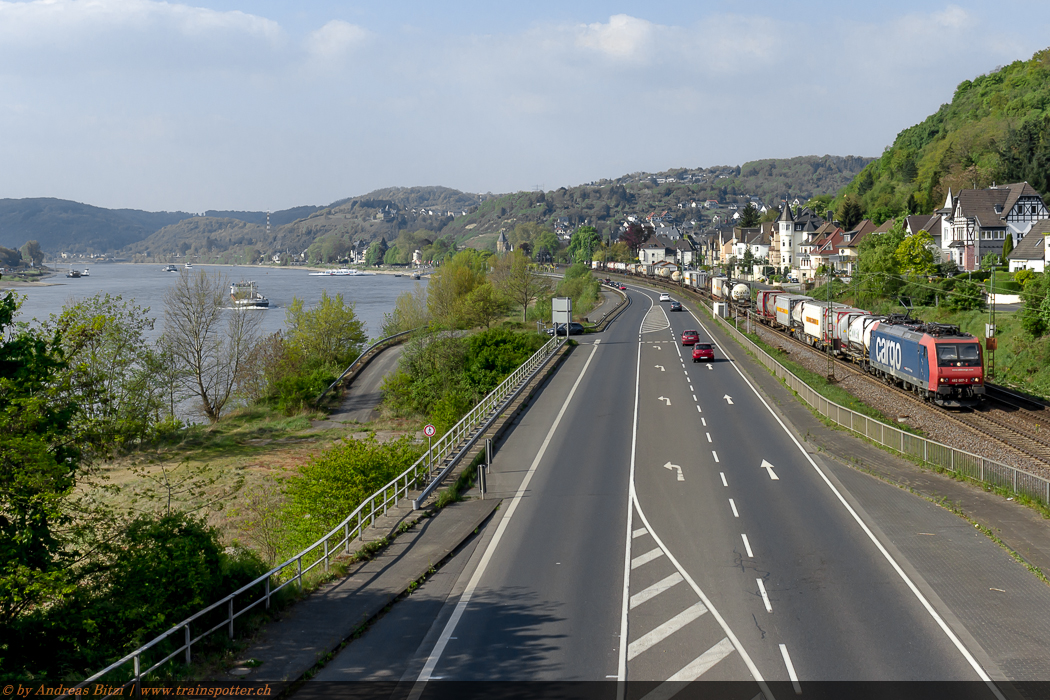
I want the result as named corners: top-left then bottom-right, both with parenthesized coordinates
top-left (940, 183), bottom-right (1049, 270)
top-left (1006, 219), bottom-right (1050, 272)
top-left (835, 219), bottom-right (879, 275)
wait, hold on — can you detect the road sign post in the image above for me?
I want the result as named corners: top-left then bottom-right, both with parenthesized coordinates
top-left (424, 424), bottom-right (436, 476)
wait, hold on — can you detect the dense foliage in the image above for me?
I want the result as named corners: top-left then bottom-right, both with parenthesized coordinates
top-left (382, 328), bottom-right (547, 433)
top-left (836, 48), bottom-right (1050, 221)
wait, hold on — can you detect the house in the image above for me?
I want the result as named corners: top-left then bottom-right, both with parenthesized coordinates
top-left (940, 183), bottom-right (1050, 270)
top-left (1007, 220), bottom-right (1050, 272)
top-left (496, 230), bottom-right (511, 254)
top-left (639, 237), bottom-right (678, 265)
top-left (835, 219), bottom-right (879, 275)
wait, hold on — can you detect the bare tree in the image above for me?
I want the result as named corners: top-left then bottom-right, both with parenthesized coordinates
top-left (161, 270), bottom-right (261, 423)
top-left (491, 250), bottom-right (552, 322)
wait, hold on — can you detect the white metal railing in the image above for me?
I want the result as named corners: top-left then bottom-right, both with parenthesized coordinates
top-left (316, 327), bottom-right (420, 403)
top-left (701, 299), bottom-right (1050, 507)
top-left (72, 332), bottom-right (565, 693)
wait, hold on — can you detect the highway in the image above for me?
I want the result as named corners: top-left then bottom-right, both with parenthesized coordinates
top-left (303, 284), bottom-right (1050, 696)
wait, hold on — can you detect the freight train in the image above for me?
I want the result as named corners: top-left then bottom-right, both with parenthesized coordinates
top-left (604, 266), bottom-right (982, 406)
top-left (749, 289), bottom-right (984, 407)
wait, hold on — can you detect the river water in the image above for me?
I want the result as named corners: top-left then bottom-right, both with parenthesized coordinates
top-left (8, 263), bottom-right (426, 341)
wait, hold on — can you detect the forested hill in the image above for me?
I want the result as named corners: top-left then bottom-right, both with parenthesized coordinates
top-left (836, 47), bottom-right (1050, 221)
top-left (0, 198), bottom-right (193, 253)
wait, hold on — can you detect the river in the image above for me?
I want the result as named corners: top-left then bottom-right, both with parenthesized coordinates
top-left (8, 263), bottom-right (426, 341)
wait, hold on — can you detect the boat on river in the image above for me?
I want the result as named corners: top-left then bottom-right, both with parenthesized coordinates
top-left (66, 266), bottom-right (81, 278)
top-left (307, 268), bottom-right (375, 277)
top-left (163, 264), bottom-right (179, 272)
top-left (230, 280), bottom-right (269, 308)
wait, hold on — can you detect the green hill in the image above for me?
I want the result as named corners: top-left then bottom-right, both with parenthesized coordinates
top-left (837, 48), bottom-right (1050, 221)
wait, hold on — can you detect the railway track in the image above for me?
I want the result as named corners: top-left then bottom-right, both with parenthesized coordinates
top-left (610, 271), bottom-right (1050, 468)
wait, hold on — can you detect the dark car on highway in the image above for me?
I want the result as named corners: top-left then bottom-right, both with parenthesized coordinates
top-left (669, 301), bottom-right (682, 312)
top-left (548, 322), bottom-right (585, 336)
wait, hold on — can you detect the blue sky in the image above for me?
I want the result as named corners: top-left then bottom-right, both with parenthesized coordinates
top-left (1, 1), bottom-right (1048, 212)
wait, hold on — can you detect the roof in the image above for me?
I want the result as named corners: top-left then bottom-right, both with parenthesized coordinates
top-left (999, 182), bottom-right (1043, 217)
top-left (953, 184), bottom-right (1043, 227)
top-left (838, 219), bottom-right (878, 249)
top-left (1007, 220), bottom-right (1050, 261)
top-left (777, 204), bottom-right (794, 223)
top-left (905, 214), bottom-right (940, 235)
top-left (872, 218), bottom-right (897, 234)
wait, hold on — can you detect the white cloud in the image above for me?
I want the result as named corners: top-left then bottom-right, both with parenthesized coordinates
top-left (306, 20), bottom-right (370, 61)
top-left (574, 14), bottom-right (659, 61)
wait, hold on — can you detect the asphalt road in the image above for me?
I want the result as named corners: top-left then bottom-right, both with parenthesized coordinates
top-left (300, 284), bottom-right (1050, 697)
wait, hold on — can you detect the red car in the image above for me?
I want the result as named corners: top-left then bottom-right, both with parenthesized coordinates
top-left (681, 330), bottom-right (699, 346)
top-left (692, 342), bottom-right (714, 362)
top-left (619, 284), bottom-right (627, 290)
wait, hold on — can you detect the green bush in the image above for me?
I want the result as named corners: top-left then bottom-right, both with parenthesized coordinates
top-left (266, 365), bottom-right (336, 414)
top-left (281, 437), bottom-right (422, 555)
top-left (4, 513), bottom-right (268, 681)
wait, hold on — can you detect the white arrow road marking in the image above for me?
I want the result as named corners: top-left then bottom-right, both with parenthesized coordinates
top-left (663, 462), bottom-right (684, 481)
top-left (658, 396), bottom-right (671, 406)
top-left (655, 365), bottom-right (665, 371)
top-left (652, 345), bottom-right (662, 350)
top-left (707, 364), bottom-right (713, 370)
top-left (761, 460), bottom-right (780, 480)
top-left (723, 394), bottom-right (734, 404)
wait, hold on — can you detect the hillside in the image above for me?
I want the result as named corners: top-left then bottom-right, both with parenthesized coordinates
top-left (837, 48), bottom-right (1050, 221)
top-left (0, 198), bottom-right (193, 254)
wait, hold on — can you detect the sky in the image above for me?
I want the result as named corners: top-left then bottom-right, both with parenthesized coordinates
top-left (1, 1), bottom-right (1049, 213)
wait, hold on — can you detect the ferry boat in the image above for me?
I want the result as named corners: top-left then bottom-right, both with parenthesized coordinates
top-left (184, 263), bottom-right (193, 269)
top-left (163, 264), bottom-right (179, 272)
top-left (230, 280), bottom-right (269, 308)
top-left (66, 266), bottom-right (81, 278)
top-left (307, 268), bottom-right (375, 277)
top-left (81, 268), bottom-right (90, 277)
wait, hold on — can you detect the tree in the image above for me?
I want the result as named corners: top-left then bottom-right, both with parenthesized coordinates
top-left (44, 293), bottom-right (164, 448)
top-left (365, 242), bottom-right (385, 266)
top-left (894, 229), bottom-right (936, 276)
top-left (285, 290), bottom-right (367, 369)
top-left (619, 223), bottom-right (648, 255)
top-left (161, 270), bottom-right (261, 423)
top-left (857, 219), bottom-right (905, 301)
top-left (740, 203), bottom-right (760, 227)
top-left (491, 250), bottom-right (553, 322)
top-left (741, 247), bottom-right (755, 276)
top-left (382, 283), bottom-right (431, 336)
top-left (1003, 233), bottom-right (1014, 260)
top-left (804, 195), bottom-right (833, 219)
top-left (839, 194), bottom-right (864, 231)
top-left (464, 282), bottom-right (509, 328)
top-left (19, 240), bottom-right (43, 267)
top-left (0, 292), bottom-right (81, 628)
top-left (568, 226), bottom-right (602, 264)
top-left (426, 250), bottom-right (488, 328)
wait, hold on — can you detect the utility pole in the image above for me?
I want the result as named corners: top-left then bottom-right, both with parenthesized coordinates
top-left (826, 265), bottom-right (835, 382)
top-left (987, 268), bottom-right (996, 379)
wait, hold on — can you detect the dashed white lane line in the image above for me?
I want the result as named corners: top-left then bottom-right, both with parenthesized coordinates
top-left (627, 601), bottom-right (709, 661)
top-left (729, 499), bottom-right (739, 518)
top-left (696, 406), bottom-right (702, 413)
top-left (720, 472), bottom-right (728, 487)
top-left (712, 451), bottom-right (719, 463)
top-left (631, 547), bottom-right (664, 569)
top-left (780, 644), bottom-right (801, 695)
top-left (706, 432), bottom-right (712, 443)
top-left (629, 572), bottom-right (684, 609)
top-left (701, 417), bottom-right (706, 426)
top-left (632, 527), bottom-right (648, 538)
top-left (757, 578), bottom-right (772, 613)
top-left (741, 534), bottom-right (754, 558)
top-left (693, 394), bottom-right (698, 402)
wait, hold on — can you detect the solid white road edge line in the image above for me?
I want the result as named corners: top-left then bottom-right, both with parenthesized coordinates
top-left (779, 644), bottom-right (801, 695)
top-left (412, 339), bottom-right (603, 688)
top-left (686, 304), bottom-right (1004, 694)
top-left (618, 292), bottom-right (653, 683)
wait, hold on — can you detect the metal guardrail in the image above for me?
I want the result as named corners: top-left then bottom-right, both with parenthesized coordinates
top-left (72, 330), bottom-right (565, 693)
top-left (413, 333), bottom-right (566, 508)
top-left (700, 298), bottom-right (1050, 507)
top-left (315, 327), bottom-right (419, 403)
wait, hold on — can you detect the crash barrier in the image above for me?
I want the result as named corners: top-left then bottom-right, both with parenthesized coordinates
top-left (73, 332), bottom-right (566, 694)
top-left (315, 327), bottom-right (420, 403)
top-left (610, 271), bottom-right (1050, 507)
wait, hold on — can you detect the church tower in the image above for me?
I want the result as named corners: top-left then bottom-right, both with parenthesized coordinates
top-left (777, 202), bottom-right (795, 270)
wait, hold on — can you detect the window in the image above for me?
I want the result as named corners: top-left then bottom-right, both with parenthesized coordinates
top-left (937, 343), bottom-right (980, 367)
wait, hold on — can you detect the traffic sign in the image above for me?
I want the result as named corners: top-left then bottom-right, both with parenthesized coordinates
top-left (423, 424), bottom-right (436, 437)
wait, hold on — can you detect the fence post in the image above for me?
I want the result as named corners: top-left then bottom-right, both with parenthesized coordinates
top-left (345, 523), bottom-right (350, 554)
top-left (134, 654), bottom-right (140, 682)
top-left (185, 625), bottom-right (191, 665)
top-left (297, 556), bottom-right (303, 592)
top-left (265, 577), bottom-right (271, 610)
top-left (228, 599), bottom-right (234, 639)
top-left (486, 438), bottom-right (492, 471)
top-left (324, 539), bottom-right (329, 573)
